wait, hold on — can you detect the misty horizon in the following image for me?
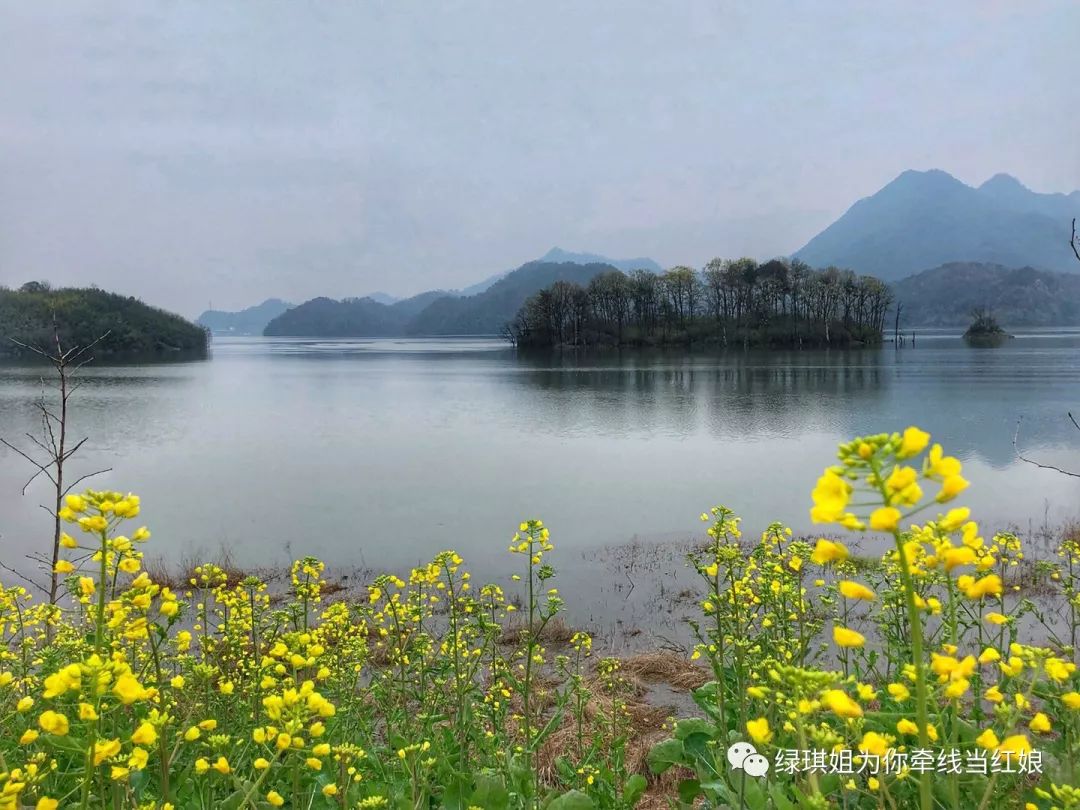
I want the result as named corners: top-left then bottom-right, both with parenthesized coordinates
top-left (3, 1), bottom-right (1079, 318)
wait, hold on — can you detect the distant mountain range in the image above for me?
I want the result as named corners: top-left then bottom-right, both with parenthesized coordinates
top-left (264, 258), bottom-right (630, 337)
top-left (204, 249), bottom-right (660, 338)
top-left (895, 262), bottom-right (1080, 327)
top-left (201, 170), bottom-right (1080, 338)
top-left (795, 170), bottom-right (1080, 280)
top-left (457, 248), bottom-right (662, 297)
top-left (197, 298), bottom-right (293, 335)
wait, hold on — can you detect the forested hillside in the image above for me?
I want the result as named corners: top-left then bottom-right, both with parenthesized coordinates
top-left (894, 263), bottom-right (1080, 326)
top-left (0, 283), bottom-right (208, 354)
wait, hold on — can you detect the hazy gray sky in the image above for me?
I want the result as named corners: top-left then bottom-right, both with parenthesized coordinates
top-left (2, 1), bottom-right (1078, 316)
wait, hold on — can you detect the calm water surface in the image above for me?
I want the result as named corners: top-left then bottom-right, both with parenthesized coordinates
top-left (2, 331), bottom-right (1080, 579)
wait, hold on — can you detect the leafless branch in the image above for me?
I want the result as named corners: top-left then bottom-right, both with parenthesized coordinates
top-left (1014, 417), bottom-right (1080, 478)
top-left (23, 432), bottom-right (55, 460)
top-left (4, 336), bottom-right (50, 360)
top-left (1, 326), bottom-right (111, 607)
top-left (67, 330), bottom-right (111, 365)
top-left (0, 560), bottom-right (49, 597)
top-left (61, 437), bottom-right (89, 462)
top-left (64, 468), bottom-right (113, 495)
top-left (1072, 218), bottom-right (1080, 264)
top-left (0, 438), bottom-right (57, 492)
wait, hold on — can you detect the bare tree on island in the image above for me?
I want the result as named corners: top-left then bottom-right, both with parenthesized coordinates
top-left (1, 321), bottom-right (111, 605)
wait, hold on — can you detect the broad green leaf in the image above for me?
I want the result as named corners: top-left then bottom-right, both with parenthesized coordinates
top-left (677, 777), bottom-right (702, 803)
top-left (623, 773), bottom-right (648, 806)
top-left (647, 738), bottom-right (685, 774)
top-left (547, 789), bottom-right (595, 810)
top-left (470, 772), bottom-right (510, 810)
top-left (674, 717), bottom-right (717, 740)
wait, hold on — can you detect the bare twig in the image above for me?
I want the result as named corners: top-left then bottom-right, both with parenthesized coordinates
top-left (0, 438), bottom-right (58, 492)
top-left (1014, 417), bottom-right (1080, 479)
top-left (1, 321), bottom-right (111, 606)
top-left (64, 468), bottom-right (113, 495)
top-left (67, 331), bottom-right (111, 365)
top-left (0, 559), bottom-right (49, 597)
top-left (1072, 218), bottom-right (1080, 264)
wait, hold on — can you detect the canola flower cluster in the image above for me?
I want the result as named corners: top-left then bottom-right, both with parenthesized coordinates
top-left (653, 427), bottom-right (1080, 810)
top-left (0, 501), bottom-right (636, 809)
top-left (2, 429), bottom-right (1080, 809)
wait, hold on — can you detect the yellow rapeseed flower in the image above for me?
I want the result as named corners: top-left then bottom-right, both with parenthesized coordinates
top-left (833, 626), bottom-right (865, 648)
top-left (747, 717), bottom-right (772, 745)
top-left (810, 472), bottom-right (853, 524)
top-left (897, 427), bottom-right (930, 459)
top-left (1030, 713), bottom-right (1052, 733)
top-left (93, 738), bottom-right (121, 766)
top-left (838, 581), bottom-right (876, 601)
top-left (887, 683), bottom-right (910, 702)
top-left (131, 722), bottom-right (157, 746)
top-left (821, 689), bottom-right (862, 718)
top-left (859, 731), bottom-right (889, 757)
top-left (113, 674), bottom-right (146, 705)
top-left (38, 710), bottom-right (69, 736)
top-left (997, 734), bottom-right (1032, 759)
top-left (938, 474), bottom-right (969, 503)
top-left (869, 507), bottom-right (901, 532)
top-left (810, 539), bottom-right (849, 565)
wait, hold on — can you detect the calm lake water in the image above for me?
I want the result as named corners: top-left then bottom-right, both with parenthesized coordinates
top-left (2, 331), bottom-right (1080, 582)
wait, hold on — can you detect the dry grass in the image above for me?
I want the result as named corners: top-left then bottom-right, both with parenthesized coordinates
top-left (622, 651), bottom-right (710, 690)
top-left (499, 615), bottom-right (577, 646)
top-left (535, 671), bottom-right (688, 806)
top-left (143, 552), bottom-right (260, 592)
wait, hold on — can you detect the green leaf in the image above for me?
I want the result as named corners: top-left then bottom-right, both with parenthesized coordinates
top-left (215, 790), bottom-right (246, 810)
top-left (674, 718), bottom-right (717, 740)
top-left (691, 682), bottom-right (723, 721)
top-left (547, 789), bottom-right (595, 810)
top-left (677, 778), bottom-right (702, 803)
top-left (469, 772), bottom-right (510, 810)
top-left (555, 757), bottom-right (577, 783)
top-left (769, 783), bottom-right (797, 810)
top-left (681, 731), bottom-right (713, 763)
top-left (647, 738), bottom-right (685, 775)
top-left (623, 774), bottom-right (648, 807)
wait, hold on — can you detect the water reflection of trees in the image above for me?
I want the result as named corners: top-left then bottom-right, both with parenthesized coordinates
top-left (510, 347), bottom-right (1080, 469)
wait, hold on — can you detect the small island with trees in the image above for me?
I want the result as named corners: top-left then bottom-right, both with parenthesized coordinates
top-left (0, 282), bottom-right (209, 356)
top-left (962, 306), bottom-right (1010, 345)
top-left (506, 258), bottom-right (893, 349)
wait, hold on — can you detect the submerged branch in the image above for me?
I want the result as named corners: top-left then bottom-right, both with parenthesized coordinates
top-left (1013, 416), bottom-right (1080, 479)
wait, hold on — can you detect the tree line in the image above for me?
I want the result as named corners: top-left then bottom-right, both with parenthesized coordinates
top-left (507, 258), bottom-right (894, 348)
